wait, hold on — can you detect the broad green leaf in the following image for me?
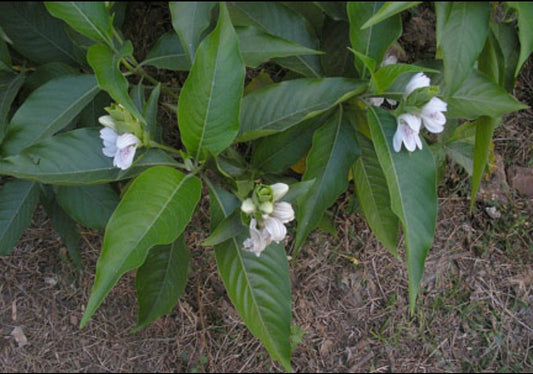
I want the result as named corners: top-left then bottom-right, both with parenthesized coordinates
top-left (361, 2), bottom-right (421, 29)
top-left (367, 108), bottom-right (437, 312)
top-left (0, 128), bottom-right (179, 185)
top-left (2, 74), bottom-right (99, 155)
top-left (0, 72), bottom-right (25, 142)
top-left (315, 2), bottom-right (348, 21)
top-left (134, 234), bottom-right (191, 332)
top-left (208, 182), bottom-right (292, 371)
top-left (251, 110), bottom-right (331, 173)
top-left (283, 2), bottom-right (325, 34)
top-left (143, 84), bottom-right (162, 142)
top-left (294, 107), bottom-right (361, 252)
top-left (202, 209), bottom-right (245, 247)
top-left (238, 78), bottom-right (366, 142)
top-left (236, 26), bottom-right (322, 68)
top-left (80, 166), bottom-right (202, 328)
top-left (229, 2), bottom-right (323, 77)
top-left (20, 62), bottom-right (80, 98)
top-left (55, 184), bottom-right (119, 231)
top-left (507, 2), bottom-right (533, 77)
top-left (169, 2), bottom-right (216, 65)
top-left (40, 186), bottom-right (82, 268)
top-left (470, 116), bottom-right (499, 212)
top-left (434, 2), bottom-right (452, 54)
top-left (0, 2), bottom-right (82, 65)
top-left (447, 70), bottom-right (527, 120)
top-left (490, 21), bottom-right (520, 92)
top-left (353, 131), bottom-right (399, 255)
top-left (141, 31), bottom-right (190, 71)
top-left (87, 42), bottom-right (145, 124)
top-left (77, 91), bottom-right (111, 128)
top-left (178, 3), bottom-right (245, 161)
top-left (347, 2), bottom-right (402, 79)
top-left (373, 64), bottom-right (440, 94)
top-left (440, 2), bottom-right (490, 95)
top-left (320, 18), bottom-right (357, 78)
top-left (0, 180), bottom-right (39, 255)
top-left (45, 2), bottom-right (114, 46)
top-left (0, 38), bottom-right (11, 71)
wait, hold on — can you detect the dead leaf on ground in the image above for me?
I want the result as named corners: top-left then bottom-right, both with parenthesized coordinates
top-left (9, 326), bottom-right (28, 347)
top-left (508, 166), bottom-right (533, 198)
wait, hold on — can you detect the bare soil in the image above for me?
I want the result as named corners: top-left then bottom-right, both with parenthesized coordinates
top-left (1, 3), bottom-right (532, 373)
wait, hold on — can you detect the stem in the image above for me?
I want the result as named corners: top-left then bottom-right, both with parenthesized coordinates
top-left (148, 140), bottom-right (181, 155)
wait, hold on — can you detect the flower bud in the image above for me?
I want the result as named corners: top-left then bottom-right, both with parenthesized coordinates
top-left (241, 198), bottom-right (256, 215)
top-left (259, 201), bottom-right (274, 215)
top-left (270, 183), bottom-right (289, 202)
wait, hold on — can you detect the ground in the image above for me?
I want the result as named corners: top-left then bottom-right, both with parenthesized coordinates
top-left (1, 3), bottom-right (532, 373)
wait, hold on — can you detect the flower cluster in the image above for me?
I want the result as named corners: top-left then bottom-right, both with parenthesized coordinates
top-left (241, 183), bottom-right (295, 257)
top-left (98, 104), bottom-right (144, 170)
top-left (393, 73), bottom-right (448, 153)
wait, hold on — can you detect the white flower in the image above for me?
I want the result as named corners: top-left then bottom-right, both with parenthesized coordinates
top-left (420, 97), bottom-right (448, 133)
top-left (404, 72), bottom-right (430, 97)
top-left (241, 198), bottom-right (256, 215)
top-left (99, 127), bottom-right (140, 170)
top-left (98, 115), bottom-right (116, 130)
top-left (271, 201), bottom-right (295, 224)
top-left (393, 113), bottom-right (423, 152)
top-left (368, 97), bottom-right (385, 107)
top-left (243, 218), bottom-right (268, 257)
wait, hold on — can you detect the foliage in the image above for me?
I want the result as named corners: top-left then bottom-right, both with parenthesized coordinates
top-left (0, 1), bottom-right (529, 370)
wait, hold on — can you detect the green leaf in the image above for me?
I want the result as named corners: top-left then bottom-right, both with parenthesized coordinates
top-left (0, 180), bottom-right (40, 255)
top-left (134, 234), bottom-right (191, 332)
top-left (507, 2), bottom-right (533, 77)
top-left (55, 184), bottom-right (119, 231)
top-left (238, 78), bottom-right (366, 142)
top-left (2, 74), bottom-right (100, 156)
top-left (315, 2), bottom-right (348, 21)
top-left (320, 18), bottom-right (357, 78)
top-left (353, 131), bottom-right (399, 255)
top-left (367, 108), bottom-right (437, 313)
top-left (202, 209), bottom-right (245, 247)
top-left (236, 25), bottom-right (322, 68)
top-left (490, 21), bottom-right (520, 92)
top-left (208, 182), bottom-right (292, 371)
top-left (361, 2), bottom-right (421, 29)
top-left (229, 2), bottom-right (322, 77)
top-left (294, 106), bottom-right (361, 253)
top-left (347, 2), bottom-right (402, 79)
top-left (440, 2), bottom-right (490, 95)
top-left (373, 64), bottom-right (440, 94)
top-left (40, 186), bottom-right (82, 268)
top-left (87, 42), bottom-right (145, 124)
top-left (169, 1), bottom-right (217, 65)
top-left (251, 110), bottom-right (331, 173)
top-left (0, 37), bottom-right (11, 71)
top-left (20, 62), bottom-right (80, 98)
top-left (141, 31), bottom-right (190, 71)
top-left (434, 2), bottom-right (452, 55)
top-left (447, 70), bottom-right (528, 120)
top-left (143, 84), bottom-right (162, 142)
top-left (0, 72), bottom-right (25, 142)
top-left (77, 91), bottom-right (111, 128)
top-left (0, 2), bottom-right (82, 65)
top-left (0, 128), bottom-right (179, 185)
top-left (469, 116), bottom-right (499, 212)
top-left (177, 3), bottom-right (245, 161)
top-left (80, 166), bottom-right (202, 328)
top-left (45, 2), bottom-right (114, 46)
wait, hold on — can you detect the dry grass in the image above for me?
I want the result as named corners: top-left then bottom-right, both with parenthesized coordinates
top-left (1, 3), bottom-right (533, 373)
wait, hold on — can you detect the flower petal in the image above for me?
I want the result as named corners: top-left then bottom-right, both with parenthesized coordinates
top-left (263, 216), bottom-right (287, 243)
top-left (98, 115), bottom-right (116, 129)
top-left (113, 145), bottom-right (137, 170)
top-left (368, 97), bottom-right (384, 107)
top-left (243, 218), bottom-right (268, 256)
top-left (398, 113), bottom-right (421, 132)
top-left (116, 133), bottom-right (140, 149)
top-left (405, 72), bottom-right (430, 97)
top-left (272, 202), bottom-right (295, 223)
top-left (270, 183), bottom-right (289, 202)
top-left (241, 198), bottom-right (256, 215)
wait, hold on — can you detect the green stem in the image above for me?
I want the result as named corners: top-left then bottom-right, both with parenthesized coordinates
top-left (148, 140), bottom-right (181, 155)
